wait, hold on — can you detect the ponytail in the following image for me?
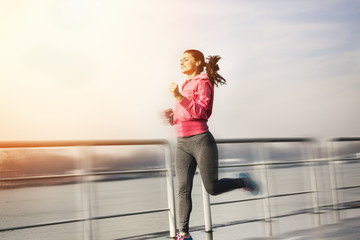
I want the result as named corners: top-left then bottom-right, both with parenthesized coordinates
top-left (184, 49), bottom-right (226, 87)
top-left (205, 55), bottom-right (226, 87)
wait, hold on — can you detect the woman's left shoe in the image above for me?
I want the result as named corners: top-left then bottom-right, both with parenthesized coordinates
top-left (239, 172), bottom-right (260, 195)
top-left (176, 233), bottom-right (193, 240)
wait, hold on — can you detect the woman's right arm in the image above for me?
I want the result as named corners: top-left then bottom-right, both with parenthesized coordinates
top-left (164, 108), bottom-right (174, 125)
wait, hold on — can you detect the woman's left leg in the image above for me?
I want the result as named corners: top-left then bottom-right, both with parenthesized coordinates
top-left (195, 132), bottom-right (245, 196)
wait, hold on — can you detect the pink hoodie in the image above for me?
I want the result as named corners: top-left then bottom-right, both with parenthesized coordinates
top-left (173, 73), bottom-right (214, 137)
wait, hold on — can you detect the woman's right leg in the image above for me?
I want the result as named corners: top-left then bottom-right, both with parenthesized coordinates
top-left (175, 141), bottom-right (197, 234)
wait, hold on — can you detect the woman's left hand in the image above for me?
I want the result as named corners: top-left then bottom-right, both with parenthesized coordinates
top-left (169, 82), bottom-right (184, 102)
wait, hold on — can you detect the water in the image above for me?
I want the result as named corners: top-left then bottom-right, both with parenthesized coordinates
top-left (1, 164), bottom-right (360, 240)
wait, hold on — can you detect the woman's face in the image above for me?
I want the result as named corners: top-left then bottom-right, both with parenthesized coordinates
top-left (180, 52), bottom-right (199, 75)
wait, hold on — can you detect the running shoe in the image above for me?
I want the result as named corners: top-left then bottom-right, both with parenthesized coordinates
top-left (176, 233), bottom-right (193, 240)
top-left (239, 172), bottom-right (260, 195)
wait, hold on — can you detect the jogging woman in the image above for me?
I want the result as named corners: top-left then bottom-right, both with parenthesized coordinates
top-left (164, 49), bottom-right (259, 240)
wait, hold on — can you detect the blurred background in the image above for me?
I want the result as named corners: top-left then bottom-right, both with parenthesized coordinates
top-left (0, 0), bottom-right (360, 239)
top-left (0, 0), bottom-right (359, 141)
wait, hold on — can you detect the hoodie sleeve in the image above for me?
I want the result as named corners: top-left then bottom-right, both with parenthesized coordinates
top-left (179, 80), bottom-right (213, 120)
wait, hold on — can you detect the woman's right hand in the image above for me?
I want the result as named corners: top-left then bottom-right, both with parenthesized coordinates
top-left (164, 108), bottom-right (174, 125)
top-left (169, 82), bottom-right (184, 102)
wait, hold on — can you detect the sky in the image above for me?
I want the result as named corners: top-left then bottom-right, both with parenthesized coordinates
top-left (0, 0), bottom-right (359, 141)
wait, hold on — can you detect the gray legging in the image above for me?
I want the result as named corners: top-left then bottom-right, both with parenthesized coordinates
top-left (175, 131), bottom-right (245, 233)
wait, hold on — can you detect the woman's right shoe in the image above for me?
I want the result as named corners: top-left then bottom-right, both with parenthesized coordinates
top-left (176, 233), bottom-right (193, 240)
top-left (239, 172), bottom-right (260, 195)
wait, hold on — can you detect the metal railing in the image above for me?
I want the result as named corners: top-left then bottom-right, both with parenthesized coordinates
top-left (0, 140), bottom-right (177, 240)
top-left (1, 138), bottom-right (359, 239)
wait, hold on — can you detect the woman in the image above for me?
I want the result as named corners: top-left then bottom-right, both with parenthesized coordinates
top-left (164, 49), bottom-right (259, 240)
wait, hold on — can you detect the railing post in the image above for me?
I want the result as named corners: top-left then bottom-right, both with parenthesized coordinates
top-left (164, 143), bottom-right (177, 239)
top-left (303, 141), bottom-right (320, 226)
top-left (201, 182), bottom-right (213, 240)
top-left (256, 143), bottom-right (272, 237)
top-left (328, 140), bottom-right (340, 222)
top-left (78, 146), bottom-right (94, 240)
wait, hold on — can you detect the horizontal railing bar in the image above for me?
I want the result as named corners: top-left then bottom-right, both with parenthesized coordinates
top-left (0, 139), bottom-right (169, 148)
top-left (264, 160), bottom-right (317, 165)
top-left (338, 205), bottom-right (360, 210)
top-left (331, 137), bottom-right (360, 142)
top-left (211, 191), bottom-right (313, 206)
top-left (0, 208), bottom-right (170, 233)
top-left (334, 157), bottom-right (360, 162)
top-left (318, 204), bottom-right (334, 210)
top-left (0, 138), bottom-right (316, 149)
top-left (0, 218), bottom-right (85, 232)
top-left (92, 208), bottom-right (170, 220)
top-left (337, 200), bottom-right (360, 209)
top-left (218, 162), bottom-right (264, 168)
top-left (0, 138), bottom-right (317, 150)
top-left (336, 185), bottom-right (360, 190)
top-left (116, 230), bottom-right (173, 240)
top-left (210, 217), bottom-right (266, 230)
top-left (269, 191), bottom-right (314, 198)
top-left (271, 209), bottom-right (313, 219)
top-left (0, 169), bottom-right (168, 182)
top-left (216, 138), bottom-right (313, 144)
top-left (314, 201), bottom-right (360, 211)
top-left (92, 169), bottom-right (168, 176)
top-left (218, 159), bottom-right (318, 169)
top-left (211, 196), bottom-right (265, 206)
top-left (316, 202), bottom-right (360, 212)
top-left (0, 173), bottom-right (82, 182)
